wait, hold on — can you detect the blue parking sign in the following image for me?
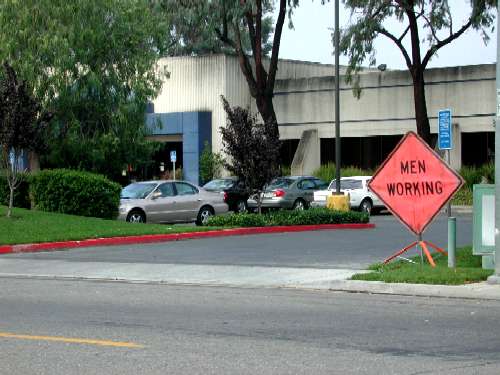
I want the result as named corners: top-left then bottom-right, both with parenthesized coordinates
top-left (438, 109), bottom-right (452, 150)
top-left (170, 150), bottom-right (177, 162)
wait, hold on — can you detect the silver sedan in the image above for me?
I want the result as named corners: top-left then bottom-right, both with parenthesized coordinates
top-left (247, 176), bottom-right (328, 211)
top-left (118, 180), bottom-right (228, 225)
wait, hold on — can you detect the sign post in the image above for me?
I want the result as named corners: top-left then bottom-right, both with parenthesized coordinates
top-left (487, 5), bottom-right (500, 284)
top-left (438, 109), bottom-right (456, 268)
top-left (369, 132), bottom-right (464, 267)
top-left (170, 150), bottom-right (177, 180)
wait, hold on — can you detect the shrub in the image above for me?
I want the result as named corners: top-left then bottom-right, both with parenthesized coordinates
top-left (30, 169), bottom-right (121, 219)
top-left (199, 141), bottom-right (224, 184)
top-left (280, 165), bottom-right (291, 176)
top-left (207, 212), bottom-right (267, 227)
top-left (206, 208), bottom-right (369, 227)
top-left (0, 172), bottom-right (31, 209)
top-left (459, 165), bottom-right (483, 189)
top-left (312, 163), bottom-right (372, 183)
top-left (480, 162), bottom-right (495, 183)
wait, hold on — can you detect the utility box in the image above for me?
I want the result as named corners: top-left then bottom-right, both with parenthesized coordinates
top-left (473, 184), bottom-right (495, 269)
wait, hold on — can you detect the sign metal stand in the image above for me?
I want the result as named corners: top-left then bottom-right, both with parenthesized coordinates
top-left (170, 150), bottom-right (177, 180)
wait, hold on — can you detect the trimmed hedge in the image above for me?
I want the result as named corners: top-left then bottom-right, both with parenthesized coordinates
top-left (0, 173), bottom-right (31, 209)
top-left (206, 208), bottom-right (369, 227)
top-left (30, 169), bottom-right (121, 219)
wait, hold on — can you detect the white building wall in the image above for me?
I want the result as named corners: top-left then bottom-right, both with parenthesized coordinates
top-left (274, 64), bottom-right (496, 140)
top-left (152, 55), bottom-right (342, 153)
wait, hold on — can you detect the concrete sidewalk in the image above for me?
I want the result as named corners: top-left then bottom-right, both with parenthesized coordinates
top-left (0, 258), bottom-right (498, 301)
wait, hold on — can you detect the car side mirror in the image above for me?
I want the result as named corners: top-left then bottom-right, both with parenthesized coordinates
top-left (151, 191), bottom-right (162, 200)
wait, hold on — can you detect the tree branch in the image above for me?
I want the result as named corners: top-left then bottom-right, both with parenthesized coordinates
top-left (232, 19), bottom-right (258, 97)
top-left (377, 27), bottom-right (413, 69)
top-left (422, 19), bottom-right (472, 69)
top-left (266, 0), bottom-right (286, 97)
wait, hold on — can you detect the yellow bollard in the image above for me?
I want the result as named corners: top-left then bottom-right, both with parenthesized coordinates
top-left (326, 194), bottom-right (350, 212)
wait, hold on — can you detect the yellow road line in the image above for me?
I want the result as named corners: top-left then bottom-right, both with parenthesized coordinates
top-left (0, 332), bottom-right (143, 348)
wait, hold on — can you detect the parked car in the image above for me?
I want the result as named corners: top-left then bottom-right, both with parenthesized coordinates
top-left (247, 176), bottom-right (328, 211)
top-left (118, 180), bottom-right (228, 225)
top-left (202, 177), bottom-right (249, 213)
top-left (311, 176), bottom-right (385, 214)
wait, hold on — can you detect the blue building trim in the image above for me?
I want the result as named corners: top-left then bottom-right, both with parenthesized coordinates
top-left (146, 111), bottom-right (211, 185)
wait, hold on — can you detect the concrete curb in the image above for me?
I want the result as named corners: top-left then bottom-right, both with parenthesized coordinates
top-left (0, 223), bottom-right (375, 255)
top-left (449, 205), bottom-right (472, 214)
top-left (324, 280), bottom-right (500, 301)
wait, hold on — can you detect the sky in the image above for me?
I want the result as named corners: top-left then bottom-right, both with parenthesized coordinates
top-left (277, 1), bottom-right (497, 70)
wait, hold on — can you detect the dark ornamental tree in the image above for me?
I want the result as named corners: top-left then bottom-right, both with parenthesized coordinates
top-left (339, 0), bottom-right (496, 146)
top-left (0, 63), bottom-right (49, 217)
top-left (220, 96), bottom-right (280, 214)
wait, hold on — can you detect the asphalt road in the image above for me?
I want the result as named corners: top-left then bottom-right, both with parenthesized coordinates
top-left (0, 278), bottom-right (499, 375)
top-left (4, 213), bottom-right (472, 269)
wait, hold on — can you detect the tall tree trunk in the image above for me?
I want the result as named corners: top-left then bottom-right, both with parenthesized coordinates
top-left (7, 184), bottom-right (14, 218)
top-left (412, 69), bottom-right (433, 146)
top-left (255, 95), bottom-right (279, 138)
top-left (406, 4), bottom-right (433, 147)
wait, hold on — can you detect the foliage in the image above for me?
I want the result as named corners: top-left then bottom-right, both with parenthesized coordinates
top-left (312, 163), bottom-right (372, 183)
top-left (451, 163), bottom-right (495, 206)
top-left (0, 0), bottom-right (171, 180)
top-left (451, 187), bottom-right (472, 206)
top-left (351, 246), bottom-right (493, 285)
top-left (339, 1), bottom-right (496, 145)
top-left (0, 205), bottom-right (220, 245)
top-left (280, 165), bottom-right (291, 176)
top-left (206, 207), bottom-right (369, 227)
top-left (163, 0), bottom-right (275, 56)
top-left (481, 162), bottom-right (495, 183)
top-left (220, 97), bottom-right (280, 213)
top-left (199, 141), bottom-right (224, 184)
top-left (0, 63), bottom-right (50, 217)
top-left (460, 165), bottom-right (485, 188)
top-left (170, 0), bottom-right (308, 137)
top-left (0, 172), bottom-right (31, 209)
top-left (30, 169), bottom-right (121, 219)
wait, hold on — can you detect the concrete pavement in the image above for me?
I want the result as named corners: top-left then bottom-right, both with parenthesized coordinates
top-left (0, 258), bottom-right (498, 301)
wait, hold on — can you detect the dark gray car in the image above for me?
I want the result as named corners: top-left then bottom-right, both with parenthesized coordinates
top-left (247, 176), bottom-right (328, 211)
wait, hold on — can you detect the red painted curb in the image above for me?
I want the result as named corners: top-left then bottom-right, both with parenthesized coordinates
top-left (0, 223), bottom-right (375, 254)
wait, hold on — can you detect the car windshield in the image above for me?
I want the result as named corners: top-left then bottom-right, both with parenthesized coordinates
top-left (203, 179), bottom-right (234, 191)
top-left (267, 177), bottom-right (295, 190)
top-left (121, 183), bottom-right (157, 199)
top-left (328, 179), bottom-right (363, 190)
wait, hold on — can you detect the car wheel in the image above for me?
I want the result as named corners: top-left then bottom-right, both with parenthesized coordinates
top-left (126, 209), bottom-right (146, 223)
top-left (293, 199), bottom-right (307, 211)
top-left (196, 206), bottom-right (214, 226)
top-left (235, 200), bottom-right (247, 213)
top-left (360, 199), bottom-right (373, 215)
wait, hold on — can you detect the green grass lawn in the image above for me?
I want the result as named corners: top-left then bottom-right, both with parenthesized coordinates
top-left (0, 206), bottom-right (218, 245)
top-left (351, 246), bottom-right (493, 285)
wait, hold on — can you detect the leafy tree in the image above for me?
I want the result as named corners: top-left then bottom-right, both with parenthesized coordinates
top-left (339, 0), bottom-right (496, 146)
top-left (162, 1), bottom-right (275, 56)
top-left (0, 0), bottom-right (171, 179)
top-left (171, 0), bottom-right (308, 139)
top-left (0, 63), bottom-right (49, 217)
top-left (199, 141), bottom-right (224, 185)
top-left (220, 96), bottom-right (280, 214)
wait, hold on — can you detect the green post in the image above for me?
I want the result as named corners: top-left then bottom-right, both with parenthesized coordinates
top-left (448, 217), bottom-right (456, 268)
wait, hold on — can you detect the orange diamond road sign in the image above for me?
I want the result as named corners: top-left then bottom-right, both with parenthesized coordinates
top-left (368, 131), bottom-right (464, 235)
